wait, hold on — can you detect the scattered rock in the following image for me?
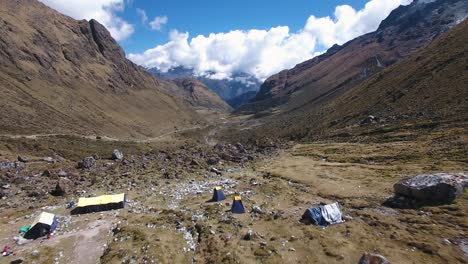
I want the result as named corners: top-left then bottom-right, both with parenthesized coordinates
top-left (391, 173), bottom-right (468, 206)
top-left (207, 157), bottom-right (220, 165)
top-left (190, 159), bottom-right (201, 167)
top-left (58, 170), bottom-right (68, 177)
top-left (210, 167), bottom-right (222, 175)
top-left (358, 253), bottom-right (390, 264)
top-left (42, 157), bottom-right (54, 163)
top-left (78, 156), bottom-right (96, 169)
top-left (251, 205), bottom-right (263, 214)
top-left (17, 156), bottom-right (28, 163)
top-left (112, 149), bottom-right (124, 161)
top-left (360, 115), bottom-right (379, 125)
top-left (51, 177), bottom-right (73, 196)
top-left (288, 247), bottom-right (296, 252)
top-left (244, 230), bottom-right (255, 241)
top-left (31, 250), bottom-right (39, 257)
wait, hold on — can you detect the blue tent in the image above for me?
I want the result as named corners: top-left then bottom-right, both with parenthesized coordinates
top-left (231, 195), bottom-right (246, 214)
top-left (302, 207), bottom-right (328, 226)
top-left (211, 186), bottom-right (226, 202)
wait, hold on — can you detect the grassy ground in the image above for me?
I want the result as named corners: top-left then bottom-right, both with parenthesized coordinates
top-left (0, 127), bottom-right (466, 263)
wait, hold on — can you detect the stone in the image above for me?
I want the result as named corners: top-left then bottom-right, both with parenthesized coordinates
top-left (210, 167), bottom-right (222, 175)
top-left (358, 253), bottom-right (390, 264)
top-left (17, 156), bottom-right (28, 163)
top-left (112, 149), bottom-right (124, 161)
top-left (42, 157), bottom-right (54, 163)
top-left (251, 205), bottom-right (263, 214)
top-left (190, 159), bottom-right (201, 167)
top-left (58, 170), bottom-right (68, 177)
top-left (51, 177), bottom-right (73, 196)
top-left (393, 173), bottom-right (467, 205)
top-left (244, 230), bottom-right (255, 241)
top-left (78, 156), bottom-right (96, 169)
top-left (31, 250), bottom-right (39, 257)
top-left (207, 157), bottom-right (220, 165)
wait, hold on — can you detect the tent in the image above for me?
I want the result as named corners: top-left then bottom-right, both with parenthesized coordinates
top-left (302, 202), bottom-right (344, 226)
top-left (211, 186), bottom-right (226, 202)
top-left (301, 207), bottom-right (328, 226)
top-left (231, 195), bottom-right (246, 214)
top-left (71, 193), bottom-right (126, 215)
top-left (23, 212), bottom-right (58, 240)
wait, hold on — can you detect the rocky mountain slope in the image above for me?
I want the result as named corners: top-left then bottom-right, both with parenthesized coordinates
top-left (0, 0), bottom-right (205, 138)
top-left (228, 19), bottom-right (468, 142)
top-left (237, 0), bottom-right (468, 114)
top-left (165, 79), bottom-right (233, 112)
top-left (151, 67), bottom-right (261, 106)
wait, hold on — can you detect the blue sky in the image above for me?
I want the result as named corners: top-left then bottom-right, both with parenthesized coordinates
top-left (39, 0), bottom-right (412, 79)
top-left (121, 0), bottom-right (369, 54)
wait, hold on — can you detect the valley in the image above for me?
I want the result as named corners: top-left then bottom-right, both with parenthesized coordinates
top-left (0, 120), bottom-right (466, 263)
top-left (0, 0), bottom-right (467, 263)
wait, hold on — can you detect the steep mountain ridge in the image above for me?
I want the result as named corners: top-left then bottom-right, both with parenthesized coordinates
top-left (0, 0), bottom-right (204, 138)
top-left (228, 19), bottom-right (468, 142)
top-left (237, 0), bottom-right (468, 114)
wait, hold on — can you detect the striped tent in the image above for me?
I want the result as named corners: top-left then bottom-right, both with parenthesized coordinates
top-left (71, 193), bottom-right (126, 215)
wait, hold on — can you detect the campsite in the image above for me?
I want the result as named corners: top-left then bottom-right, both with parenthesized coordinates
top-left (0, 0), bottom-right (467, 263)
top-left (0, 129), bottom-right (466, 263)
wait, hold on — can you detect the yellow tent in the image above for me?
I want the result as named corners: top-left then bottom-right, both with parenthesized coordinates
top-left (71, 193), bottom-right (126, 215)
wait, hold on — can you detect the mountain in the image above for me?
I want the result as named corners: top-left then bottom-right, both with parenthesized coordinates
top-left (0, 0), bottom-right (205, 138)
top-left (230, 18), bottom-right (468, 142)
top-left (151, 67), bottom-right (261, 105)
top-left (237, 0), bottom-right (468, 114)
top-left (227, 91), bottom-right (257, 109)
top-left (164, 79), bottom-right (232, 112)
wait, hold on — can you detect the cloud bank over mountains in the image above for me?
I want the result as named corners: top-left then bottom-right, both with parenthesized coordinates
top-left (129, 0), bottom-right (412, 80)
top-left (39, 0), bottom-right (413, 80)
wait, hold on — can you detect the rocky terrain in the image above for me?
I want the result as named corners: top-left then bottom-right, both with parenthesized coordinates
top-left (0, 0), bottom-right (467, 263)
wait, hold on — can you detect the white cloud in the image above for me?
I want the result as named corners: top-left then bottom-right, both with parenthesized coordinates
top-left (136, 8), bottom-right (148, 24)
top-left (149, 16), bottom-right (168, 31)
top-left (129, 0), bottom-right (412, 80)
top-left (39, 0), bottom-right (134, 41)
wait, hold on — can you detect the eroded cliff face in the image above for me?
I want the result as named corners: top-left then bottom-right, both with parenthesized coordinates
top-left (0, 0), bottom-right (203, 138)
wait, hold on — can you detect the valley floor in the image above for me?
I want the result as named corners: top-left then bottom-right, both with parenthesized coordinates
top-left (0, 125), bottom-right (467, 264)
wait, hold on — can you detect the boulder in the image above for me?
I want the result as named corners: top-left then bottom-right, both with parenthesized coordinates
top-left (358, 253), bottom-right (390, 264)
top-left (17, 156), bottom-right (29, 163)
top-left (42, 157), bottom-right (54, 163)
top-left (78, 156), bottom-right (96, 169)
top-left (51, 177), bottom-right (73, 196)
top-left (112, 149), bottom-right (124, 161)
top-left (393, 173), bottom-right (467, 204)
top-left (207, 156), bottom-right (220, 165)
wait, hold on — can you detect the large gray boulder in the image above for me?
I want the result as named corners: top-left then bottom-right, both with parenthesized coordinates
top-left (394, 173), bottom-right (468, 204)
